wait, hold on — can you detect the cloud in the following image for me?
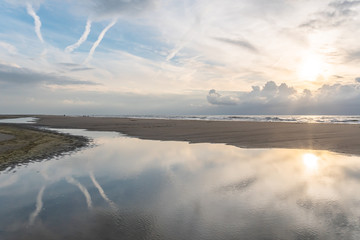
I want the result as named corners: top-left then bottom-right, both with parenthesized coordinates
top-left (166, 42), bottom-right (187, 61)
top-left (300, 0), bottom-right (360, 30)
top-left (207, 89), bottom-right (239, 105)
top-left (65, 19), bottom-right (92, 53)
top-left (0, 87), bottom-right (208, 115)
top-left (356, 77), bottom-right (360, 83)
top-left (0, 64), bottom-right (98, 86)
top-left (208, 81), bottom-right (296, 106)
top-left (346, 50), bottom-right (360, 62)
top-left (70, 67), bottom-right (95, 72)
top-left (58, 63), bottom-right (82, 67)
top-left (58, 63), bottom-right (95, 72)
top-left (214, 37), bottom-right (259, 53)
top-left (70, 0), bottom-right (158, 62)
top-left (329, 0), bottom-right (360, 10)
top-left (207, 81), bottom-right (360, 114)
top-left (26, 3), bottom-right (44, 43)
top-left (0, 41), bottom-right (18, 54)
top-left (85, 19), bottom-right (117, 64)
top-left (84, 0), bottom-right (158, 19)
top-left (6, 0), bottom-right (43, 6)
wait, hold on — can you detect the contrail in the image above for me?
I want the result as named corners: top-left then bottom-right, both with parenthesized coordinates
top-left (66, 176), bottom-right (92, 209)
top-left (65, 19), bottom-right (92, 53)
top-left (166, 42), bottom-right (186, 61)
top-left (89, 172), bottom-right (118, 211)
top-left (84, 19), bottom-right (117, 63)
top-left (26, 3), bottom-right (44, 43)
top-left (29, 185), bottom-right (46, 225)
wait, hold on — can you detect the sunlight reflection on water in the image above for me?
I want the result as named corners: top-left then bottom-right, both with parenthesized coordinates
top-left (302, 153), bottom-right (319, 172)
top-left (0, 129), bottom-right (360, 240)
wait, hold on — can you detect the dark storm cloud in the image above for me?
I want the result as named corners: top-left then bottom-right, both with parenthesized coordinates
top-left (0, 64), bottom-right (98, 87)
top-left (214, 37), bottom-right (259, 53)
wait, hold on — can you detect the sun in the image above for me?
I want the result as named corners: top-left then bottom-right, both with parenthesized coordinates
top-left (297, 53), bottom-right (324, 82)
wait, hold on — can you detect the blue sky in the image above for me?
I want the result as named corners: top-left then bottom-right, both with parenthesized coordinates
top-left (1, 0), bottom-right (360, 115)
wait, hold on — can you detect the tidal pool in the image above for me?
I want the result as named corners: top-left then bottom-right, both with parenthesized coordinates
top-left (0, 117), bottom-right (37, 124)
top-left (1, 128), bottom-right (360, 240)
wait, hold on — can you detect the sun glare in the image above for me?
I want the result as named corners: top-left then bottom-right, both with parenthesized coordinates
top-left (302, 153), bottom-right (319, 171)
top-left (298, 54), bottom-right (324, 82)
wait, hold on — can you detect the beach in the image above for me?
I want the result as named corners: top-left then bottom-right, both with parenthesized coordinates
top-left (33, 115), bottom-right (360, 156)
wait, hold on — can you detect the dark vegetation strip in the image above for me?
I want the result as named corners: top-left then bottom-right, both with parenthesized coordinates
top-left (0, 124), bottom-right (89, 171)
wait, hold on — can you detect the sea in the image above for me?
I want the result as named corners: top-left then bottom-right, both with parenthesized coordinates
top-left (93, 115), bottom-right (360, 124)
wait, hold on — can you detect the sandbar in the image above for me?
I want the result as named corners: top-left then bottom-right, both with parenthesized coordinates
top-left (32, 115), bottom-right (360, 156)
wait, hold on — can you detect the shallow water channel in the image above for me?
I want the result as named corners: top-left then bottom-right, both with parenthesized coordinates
top-left (1, 127), bottom-right (360, 240)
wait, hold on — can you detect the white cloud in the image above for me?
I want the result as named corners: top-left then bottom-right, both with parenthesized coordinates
top-left (207, 89), bottom-right (239, 105)
top-left (2, 0), bottom-right (360, 115)
top-left (26, 3), bottom-right (44, 43)
top-left (85, 19), bottom-right (117, 64)
top-left (207, 81), bottom-right (360, 114)
top-left (65, 19), bottom-right (92, 53)
top-left (0, 41), bottom-right (17, 54)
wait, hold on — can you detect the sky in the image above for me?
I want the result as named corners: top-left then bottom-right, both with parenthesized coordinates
top-left (1, 0), bottom-right (360, 115)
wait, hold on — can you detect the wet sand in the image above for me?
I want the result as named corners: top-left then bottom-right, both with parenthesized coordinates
top-left (33, 115), bottom-right (360, 156)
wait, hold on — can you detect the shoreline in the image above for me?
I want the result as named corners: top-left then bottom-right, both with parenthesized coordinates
top-left (0, 123), bottom-right (89, 170)
top-left (31, 115), bottom-right (360, 156)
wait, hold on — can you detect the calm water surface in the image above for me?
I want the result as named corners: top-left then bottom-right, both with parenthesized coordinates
top-left (1, 128), bottom-right (360, 240)
top-left (0, 117), bottom-right (37, 124)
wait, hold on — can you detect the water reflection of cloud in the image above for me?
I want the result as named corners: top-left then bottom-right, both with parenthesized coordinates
top-left (2, 129), bottom-right (360, 239)
top-left (89, 171), bottom-right (118, 211)
top-left (216, 176), bottom-right (257, 193)
top-left (29, 185), bottom-right (46, 225)
top-left (66, 176), bottom-right (92, 209)
top-left (0, 174), bottom-right (18, 188)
